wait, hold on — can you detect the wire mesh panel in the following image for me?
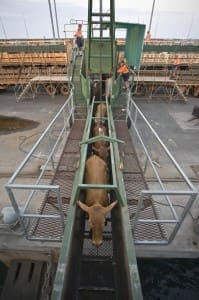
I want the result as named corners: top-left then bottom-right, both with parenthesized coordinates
top-left (30, 118), bottom-right (86, 240)
top-left (114, 119), bottom-right (168, 243)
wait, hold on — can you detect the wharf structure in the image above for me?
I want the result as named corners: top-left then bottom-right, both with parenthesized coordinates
top-left (0, 38), bottom-right (199, 100)
top-left (0, 2), bottom-right (198, 297)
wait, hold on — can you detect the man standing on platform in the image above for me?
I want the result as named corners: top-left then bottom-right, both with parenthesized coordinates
top-left (74, 24), bottom-right (84, 56)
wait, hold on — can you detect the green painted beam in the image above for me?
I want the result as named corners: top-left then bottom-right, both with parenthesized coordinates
top-left (109, 107), bottom-right (143, 300)
top-left (80, 134), bottom-right (124, 145)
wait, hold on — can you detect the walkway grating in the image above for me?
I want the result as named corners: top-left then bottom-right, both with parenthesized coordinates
top-left (30, 117), bottom-right (86, 239)
top-left (114, 119), bottom-right (168, 242)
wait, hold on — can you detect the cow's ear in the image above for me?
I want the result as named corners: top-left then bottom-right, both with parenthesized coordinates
top-left (104, 200), bottom-right (118, 213)
top-left (77, 200), bottom-right (90, 213)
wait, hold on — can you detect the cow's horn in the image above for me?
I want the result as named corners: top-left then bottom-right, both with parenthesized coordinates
top-left (77, 200), bottom-right (90, 213)
top-left (104, 200), bottom-right (118, 213)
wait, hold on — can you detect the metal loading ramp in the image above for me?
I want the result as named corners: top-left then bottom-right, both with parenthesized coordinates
top-left (51, 99), bottom-right (143, 300)
top-left (114, 119), bottom-right (168, 242)
top-left (30, 117), bottom-right (86, 240)
top-left (76, 214), bottom-right (117, 298)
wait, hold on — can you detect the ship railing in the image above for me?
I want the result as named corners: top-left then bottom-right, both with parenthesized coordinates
top-left (126, 94), bottom-right (198, 244)
top-left (5, 91), bottom-right (74, 241)
top-left (63, 20), bottom-right (88, 39)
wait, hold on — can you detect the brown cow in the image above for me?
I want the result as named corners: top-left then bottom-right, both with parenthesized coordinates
top-left (92, 120), bottom-right (107, 137)
top-left (92, 120), bottom-right (110, 163)
top-left (95, 103), bottom-right (107, 122)
top-left (78, 155), bottom-right (117, 247)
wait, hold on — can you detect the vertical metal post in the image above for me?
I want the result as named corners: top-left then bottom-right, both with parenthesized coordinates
top-left (0, 16), bottom-right (7, 38)
top-left (5, 186), bottom-right (29, 238)
top-left (48, 130), bottom-right (55, 171)
top-left (168, 193), bottom-right (198, 243)
top-left (148, 0), bottom-right (155, 33)
top-left (53, 0), bottom-right (60, 38)
top-left (23, 16), bottom-right (29, 38)
top-left (48, 0), bottom-right (56, 39)
top-left (132, 194), bottom-right (144, 232)
top-left (56, 188), bottom-right (65, 228)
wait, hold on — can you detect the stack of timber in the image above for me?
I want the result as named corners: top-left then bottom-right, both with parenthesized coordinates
top-left (0, 40), bottom-right (71, 90)
top-left (117, 39), bottom-right (199, 97)
top-left (140, 40), bottom-right (199, 97)
top-left (0, 38), bottom-right (199, 97)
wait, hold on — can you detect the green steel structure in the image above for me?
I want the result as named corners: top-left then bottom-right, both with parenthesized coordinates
top-left (52, 0), bottom-right (145, 298)
top-left (87, 0), bottom-right (116, 74)
top-left (1, 1), bottom-right (199, 299)
top-left (115, 22), bottom-right (145, 70)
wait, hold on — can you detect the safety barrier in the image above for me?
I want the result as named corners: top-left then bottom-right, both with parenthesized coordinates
top-left (126, 94), bottom-right (198, 244)
top-left (5, 93), bottom-right (74, 241)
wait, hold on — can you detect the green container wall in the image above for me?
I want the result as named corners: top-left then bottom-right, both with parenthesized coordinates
top-left (125, 25), bottom-right (145, 69)
top-left (116, 22), bottom-right (146, 70)
top-left (89, 39), bottom-right (115, 74)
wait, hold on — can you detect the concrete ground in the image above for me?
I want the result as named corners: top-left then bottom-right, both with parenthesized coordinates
top-left (134, 96), bottom-right (199, 174)
top-left (133, 96), bottom-right (199, 258)
top-left (0, 91), bottom-right (198, 262)
top-left (0, 91), bottom-right (66, 264)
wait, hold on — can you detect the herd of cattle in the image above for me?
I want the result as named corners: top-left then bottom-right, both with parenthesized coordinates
top-left (78, 103), bottom-right (118, 247)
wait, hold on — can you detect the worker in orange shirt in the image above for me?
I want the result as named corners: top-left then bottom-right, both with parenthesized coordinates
top-left (171, 56), bottom-right (180, 78)
top-left (117, 60), bottom-right (130, 90)
top-left (145, 31), bottom-right (151, 42)
top-left (74, 24), bottom-right (83, 55)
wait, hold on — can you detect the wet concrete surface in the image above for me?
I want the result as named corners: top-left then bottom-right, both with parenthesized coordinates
top-left (0, 115), bottom-right (39, 134)
top-left (0, 91), bottom-right (65, 175)
top-left (0, 91), bottom-right (66, 263)
top-left (131, 96), bottom-right (199, 258)
top-left (134, 96), bottom-right (199, 176)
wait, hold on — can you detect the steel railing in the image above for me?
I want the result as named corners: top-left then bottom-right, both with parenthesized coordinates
top-left (126, 93), bottom-right (198, 244)
top-left (5, 91), bottom-right (74, 241)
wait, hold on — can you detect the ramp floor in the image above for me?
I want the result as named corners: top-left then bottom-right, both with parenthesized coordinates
top-left (30, 116), bottom-right (86, 240)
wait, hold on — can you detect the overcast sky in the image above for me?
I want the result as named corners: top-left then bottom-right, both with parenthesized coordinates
top-left (0, 0), bottom-right (198, 39)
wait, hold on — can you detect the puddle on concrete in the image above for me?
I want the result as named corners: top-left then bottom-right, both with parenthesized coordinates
top-left (0, 115), bottom-right (39, 134)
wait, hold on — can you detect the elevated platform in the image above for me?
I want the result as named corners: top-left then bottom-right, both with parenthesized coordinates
top-left (133, 75), bottom-right (187, 102)
top-left (15, 75), bottom-right (71, 100)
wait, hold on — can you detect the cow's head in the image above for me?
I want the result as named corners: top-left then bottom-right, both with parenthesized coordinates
top-left (78, 201), bottom-right (118, 247)
top-left (92, 145), bottom-right (110, 163)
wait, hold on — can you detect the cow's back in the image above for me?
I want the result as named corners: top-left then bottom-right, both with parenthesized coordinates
top-left (92, 121), bottom-right (109, 150)
top-left (92, 121), bottom-right (107, 137)
top-left (95, 103), bottom-right (107, 120)
top-left (84, 155), bottom-right (109, 206)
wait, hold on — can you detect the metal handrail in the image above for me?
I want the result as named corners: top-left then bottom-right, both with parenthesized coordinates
top-left (5, 92), bottom-right (74, 241)
top-left (127, 96), bottom-right (196, 191)
top-left (126, 93), bottom-right (198, 244)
